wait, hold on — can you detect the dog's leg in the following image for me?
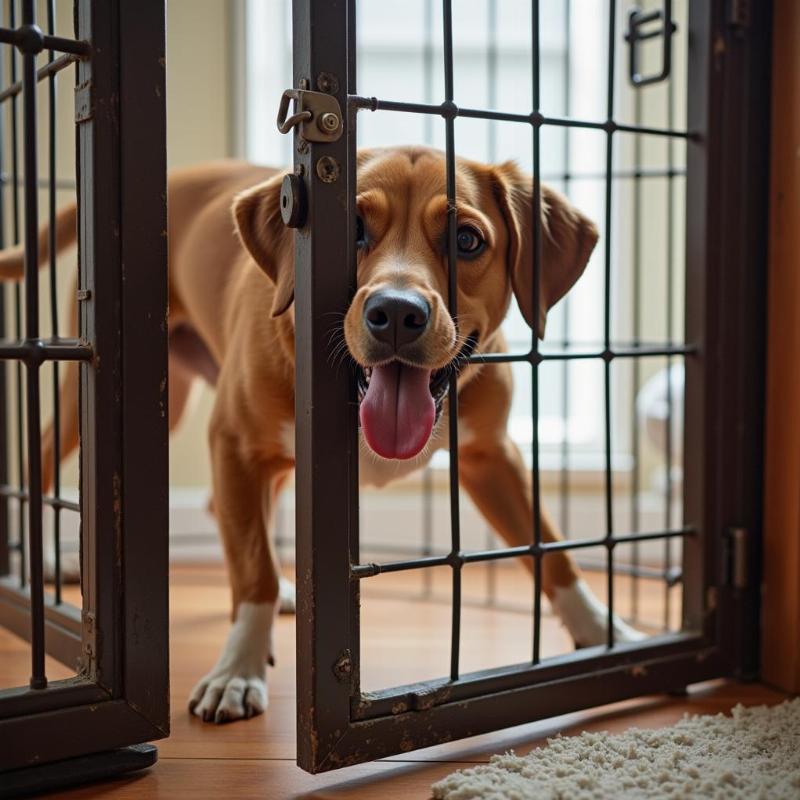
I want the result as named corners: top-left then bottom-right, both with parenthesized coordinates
top-left (459, 435), bottom-right (644, 646)
top-left (189, 422), bottom-right (291, 723)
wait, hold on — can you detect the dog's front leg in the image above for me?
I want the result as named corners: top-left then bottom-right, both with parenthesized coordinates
top-left (189, 425), bottom-right (291, 723)
top-left (459, 436), bottom-right (644, 647)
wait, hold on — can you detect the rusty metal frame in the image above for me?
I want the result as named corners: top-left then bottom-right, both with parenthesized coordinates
top-left (0, 0), bottom-right (169, 777)
top-left (293, 0), bottom-right (770, 775)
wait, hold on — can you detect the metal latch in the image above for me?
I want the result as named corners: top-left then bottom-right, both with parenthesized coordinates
top-left (276, 88), bottom-right (343, 143)
top-left (625, 2), bottom-right (677, 87)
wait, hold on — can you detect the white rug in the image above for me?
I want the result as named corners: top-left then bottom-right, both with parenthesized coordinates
top-left (432, 699), bottom-right (800, 800)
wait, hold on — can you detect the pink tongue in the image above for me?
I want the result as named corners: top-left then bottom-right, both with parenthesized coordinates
top-left (360, 363), bottom-right (435, 460)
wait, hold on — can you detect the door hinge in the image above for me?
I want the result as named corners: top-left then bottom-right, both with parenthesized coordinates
top-left (79, 610), bottom-right (100, 677)
top-left (726, 527), bottom-right (748, 589)
top-left (75, 79), bottom-right (92, 123)
top-left (728, 0), bottom-right (751, 30)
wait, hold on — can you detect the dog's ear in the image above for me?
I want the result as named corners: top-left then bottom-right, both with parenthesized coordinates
top-left (492, 161), bottom-right (598, 338)
top-left (232, 173), bottom-right (294, 317)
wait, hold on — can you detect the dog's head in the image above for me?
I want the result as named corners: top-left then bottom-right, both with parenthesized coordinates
top-left (233, 147), bottom-right (598, 461)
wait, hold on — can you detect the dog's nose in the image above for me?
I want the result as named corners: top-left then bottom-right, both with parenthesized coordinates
top-left (364, 290), bottom-right (430, 349)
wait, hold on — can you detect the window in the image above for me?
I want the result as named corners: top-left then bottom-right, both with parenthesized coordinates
top-left (239, 0), bottom-right (685, 473)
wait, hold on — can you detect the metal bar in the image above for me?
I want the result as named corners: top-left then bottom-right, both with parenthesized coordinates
top-left (630, 88), bottom-right (643, 623)
top-left (0, 339), bottom-right (93, 361)
top-left (46, 0), bottom-right (61, 604)
top-left (117, 0), bottom-right (170, 729)
top-left (351, 527), bottom-right (693, 578)
top-left (10, 0), bottom-right (26, 592)
top-left (0, 173), bottom-right (77, 190)
top-left (293, 0), bottom-right (357, 774)
top-left (442, 0), bottom-right (462, 684)
top-left (0, 6), bottom-right (8, 578)
top-left (482, 0), bottom-right (499, 608)
top-left (349, 95), bottom-right (690, 139)
top-left (530, 0), bottom-right (543, 666)
top-left (468, 343), bottom-right (695, 365)
top-left (0, 487), bottom-right (79, 513)
top-left (0, 27), bottom-right (89, 57)
top-left (420, 0), bottom-right (435, 600)
top-left (603, 0), bottom-right (617, 650)
top-left (0, 52), bottom-right (79, 105)
top-left (663, 55), bottom-right (676, 632)
top-left (20, 0), bottom-right (46, 690)
top-left (346, 638), bottom-right (722, 742)
top-left (558, 0), bottom-right (572, 540)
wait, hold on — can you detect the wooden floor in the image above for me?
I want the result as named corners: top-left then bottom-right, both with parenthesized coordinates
top-left (0, 563), bottom-right (789, 799)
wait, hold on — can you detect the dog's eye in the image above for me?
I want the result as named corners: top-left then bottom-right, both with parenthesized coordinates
top-left (356, 215), bottom-right (368, 250)
top-left (456, 225), bottom-right (485, 259)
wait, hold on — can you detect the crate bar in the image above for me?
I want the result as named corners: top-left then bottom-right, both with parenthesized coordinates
top-left (483, 0), bottom-right (498, 606)
top-left (602, 0), bottom-right (618, 650)
top-left (345, 641), bottom-right (723, 751)
top-left (349, 94), bottom-right (690, 140)
top-left (0, 51), bottom-right (80, 104)
top-left (630, 89), bottom-right (643, 623)
top-left (0, 27), bottom-right (88, 57)
top-left (442, 0), bottom-right (462, 683)
top-left (0, 486), bottom-right (79, 513)
top-left (46, 0), bottom-right (61, 604)
top-left (467, 343), bottom-right (695, 365)
top-left (354, 634), bottom-right (713, 720)
top-left (0, 16), bottom-right (7, 578)
top-left (420, 0), bottom-right (434, 600)
top-left (293, 0), bottom-right (357, 774)
top-left (529, 0), bottom-right (543, 665)
top-left (351, 527), bottom-right (692, 578)
top-left (9, 0), bottom-right (25, 591)
top-left (559, 0), bottom-right (572, 541)
top-left (663, 62), bottom-right (676, 631)
top-left (19, 0), bottom-right (46, 690)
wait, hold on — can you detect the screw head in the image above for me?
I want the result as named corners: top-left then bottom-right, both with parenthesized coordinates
top-left (316, 156), bottom-right (341, 184)
top-left (318, 112), bottom-right (340, 134)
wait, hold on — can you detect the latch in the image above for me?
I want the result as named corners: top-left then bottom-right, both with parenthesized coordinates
top-left (276, 87), bottom-right (343, 143)
top-left (625, 2), bottom-right (677, 87)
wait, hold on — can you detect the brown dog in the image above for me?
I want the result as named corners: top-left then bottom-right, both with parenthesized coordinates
top-left (0, 148), bottom-right (643, 723)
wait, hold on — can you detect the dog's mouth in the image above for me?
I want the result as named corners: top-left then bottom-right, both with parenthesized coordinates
top-left (356, 333), bottom-right (478, 460)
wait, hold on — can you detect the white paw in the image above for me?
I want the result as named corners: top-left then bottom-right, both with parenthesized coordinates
top-left (551, 579), bottom-right (647, 647)
top-left (189, 601), bottom-right (275, 723)
top-left (278, 577), bottom-right (296, 615)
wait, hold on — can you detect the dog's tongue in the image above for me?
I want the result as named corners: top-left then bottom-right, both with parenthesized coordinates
top-left (360, 363), bottom-right (434, 459)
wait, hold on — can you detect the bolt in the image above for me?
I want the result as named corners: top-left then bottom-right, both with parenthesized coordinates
top-left (316, 71), bottom-right (339, 94)
top-left (316, 155), bottom-right (341, 184)
top-left (318, 112), bottom-right (340, 134)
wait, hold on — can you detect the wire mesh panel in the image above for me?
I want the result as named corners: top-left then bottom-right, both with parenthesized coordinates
top-left (292, 0), bottom-right (770, 773)
top-left (0, 0), bottom-right (168, 782)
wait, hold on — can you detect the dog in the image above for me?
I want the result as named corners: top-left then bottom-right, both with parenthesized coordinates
top-left (0, 147), bottom-right (643, 723)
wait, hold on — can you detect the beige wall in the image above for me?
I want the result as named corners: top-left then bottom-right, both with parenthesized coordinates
top-left (1, 0), bottom-right (237, 492)
top-left (165, 0), bottom-right (237, 488)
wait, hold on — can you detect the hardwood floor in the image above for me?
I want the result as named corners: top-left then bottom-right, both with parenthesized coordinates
top-left (0, 563), bottom-right (789, 799)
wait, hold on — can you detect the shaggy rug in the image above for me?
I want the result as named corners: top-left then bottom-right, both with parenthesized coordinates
top-left (432, 699), bottom-right (800, 799)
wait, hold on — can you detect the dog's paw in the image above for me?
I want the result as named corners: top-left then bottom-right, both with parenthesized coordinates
top-left (278, 577), bottom-right (296, 615)
top-left (551, 579), bottom-right (647, 648)
top-left (189, 669), bottom-right (267, 723)
top-left (188, 601), bottom-right (275, 723)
